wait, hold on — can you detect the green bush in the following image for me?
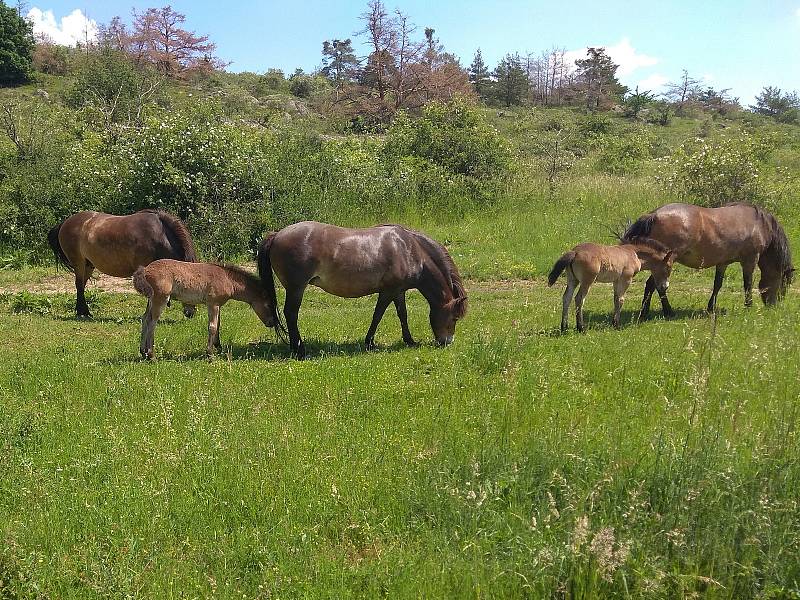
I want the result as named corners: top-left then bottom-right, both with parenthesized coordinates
top-left (385, 98), bottom-right (512, 180)
top-left (655, 132), bottom-right (775, 207)
top-left (597, 129), bottom-right (656, 175)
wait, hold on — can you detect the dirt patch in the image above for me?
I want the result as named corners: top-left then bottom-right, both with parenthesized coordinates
top-left (0, 272), bottom-right (134, 295)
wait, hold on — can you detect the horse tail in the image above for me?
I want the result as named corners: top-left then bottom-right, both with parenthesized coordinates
top-left (47, 221), bottom-right (74, 272)
top-left (548, 251), bottom-right (576, 286)
top-left (132, 266), bottom-right (153, 299)
top-left (153, 210), bottom-right (197, 262)
top-left (763, 210), bottom-right (794, 290)
top-left (623, 213), bottom-right (657, 242)
top-left (257, 233), bottom-right (288, 342)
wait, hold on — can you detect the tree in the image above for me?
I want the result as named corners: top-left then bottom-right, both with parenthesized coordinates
top-left (468, 49), bottom-right (491, 100)
top-left (320, 39), bottom-right (359, 97)
top-left (0, 0), bottom-right (35, 85)
top-left (696, 86), bottom-right (738, 115)
top-left (574, 47), bottom-right (626, 110)
top-left (664, 69), bottom-right (701, 114)
top-left (750, 86), bottom-right (800, 123)
top-left (357, 0), bottom-right (395, 102)
top-left (623, 86), bottom-right (655, 118)
top-left (493, 53), bottom-right (527, 107)
top-left (129, 5), bottom-right (222, 78)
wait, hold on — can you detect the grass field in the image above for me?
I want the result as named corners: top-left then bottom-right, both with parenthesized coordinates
top-left (2, 228), bottom-right (799, 598)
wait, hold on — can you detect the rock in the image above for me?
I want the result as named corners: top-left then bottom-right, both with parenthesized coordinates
top-left (35, 89), bottom-right (49, 100)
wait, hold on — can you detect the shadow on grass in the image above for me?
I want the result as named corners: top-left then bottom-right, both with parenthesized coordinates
top-left (539, 306), bottom-right (720, 336)
top-left (107, 337), bottom-right (420, 364)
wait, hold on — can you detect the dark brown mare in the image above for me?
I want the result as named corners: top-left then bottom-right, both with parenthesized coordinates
top-left (257, 221), bottom-right (468, 358)
top-left (48, 210), bottom-right (198, 318)
top-left (624, 203), bottom-right (794, 318)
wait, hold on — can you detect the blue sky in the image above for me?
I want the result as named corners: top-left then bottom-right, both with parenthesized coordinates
top-left (25, 0), bottom-right (800, 104)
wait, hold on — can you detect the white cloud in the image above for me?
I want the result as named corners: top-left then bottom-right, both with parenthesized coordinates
top-left (637, 73), bottom-right (668, 92)
top-left (27, 7), bottom-right (98, 46)
top-left (565, 37), bottom-right (659, 79)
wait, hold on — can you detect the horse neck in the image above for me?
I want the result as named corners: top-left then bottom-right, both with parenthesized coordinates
top-left (417, 262), bottom-right (454, 308)
top-left (227, 270), bottom-right (259, 304)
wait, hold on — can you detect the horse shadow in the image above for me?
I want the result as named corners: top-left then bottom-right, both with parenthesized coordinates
top-left (540, 306), bottom-right (723, 336)
top-left (109, 337), bottom-right (416, 364)
top-left (52, 314), bottom-right (182, 325)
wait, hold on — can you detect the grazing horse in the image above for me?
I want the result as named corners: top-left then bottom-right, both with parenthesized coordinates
top-left (133, 260), bottom-right (277, 359)
top-left (548, 240), bottom-right (675, 332)
top-left (48, 210), bottom-right (198, 318)
top-left (257, 221), bottom-right (468, 358)
top-left (624, 203), bottom-right (794, 318)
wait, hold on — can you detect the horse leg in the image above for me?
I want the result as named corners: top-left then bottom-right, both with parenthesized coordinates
top-left (613, 278), bottom-right (630, 329)
top-left (639, 275), bottom-right (655, 320)
top-left (657, 284), bottom-right (675, 319)
top-left (207, 304), bottom-right (221, 356)
top-left (394, 292), bottom-right (416, 346)
top-left (75, 261), bottom-right (94, 318)
top-left (742, 257), bottom-right (758, 308)
top-left (141, 296), bottom-right (166, 359)
top-left (707, 265), bottom-right (727, 313)
top-left (561, 271), bottom-right (577, 332)
top-left (364, 292), bottom-right (393, 350)
top-left (284, 286), bottom-right (306, 359)
top-left (574, 279), bottom-right (593, 333)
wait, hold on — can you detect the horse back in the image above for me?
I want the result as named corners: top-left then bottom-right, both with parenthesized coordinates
top-left (66, 211), bottom-right (177, 277)
top-left (649, 203), bottom-right (769, 269)
top-left (270, 221), bottom-right (422, 297)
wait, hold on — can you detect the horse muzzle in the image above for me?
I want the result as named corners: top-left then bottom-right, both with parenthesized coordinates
top-left (436, 335), bottom-right (455, 347)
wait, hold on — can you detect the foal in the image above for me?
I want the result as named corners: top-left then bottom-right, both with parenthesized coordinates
top-left (133, 260), bottom-right (277, 358)
top-left (548, 240), bottom-right (675, 332)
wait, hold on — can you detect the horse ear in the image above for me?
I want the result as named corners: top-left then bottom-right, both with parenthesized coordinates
top-left (664, 250), bottom-right (676, 265)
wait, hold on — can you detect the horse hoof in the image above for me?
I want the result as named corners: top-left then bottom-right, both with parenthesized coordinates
top-left (403, 338), bottom-right (419, 347)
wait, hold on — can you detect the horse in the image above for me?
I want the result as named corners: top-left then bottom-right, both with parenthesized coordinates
top-left (48, 210), bottom-right (198, 319)
top-left (548, 239), bottom-right (675, 332)
top-left (133, 260), bottom-right (278, 359)
top-left (257, 221), bottom-right (468, 359)
top-left (623, 203), bottom-right (794, 318)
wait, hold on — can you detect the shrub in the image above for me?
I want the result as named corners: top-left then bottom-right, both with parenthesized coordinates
top-left (385, 98), bottom-right (512, 180)
top-left (597, 129), bottom-right (655, 175)
top-left (656, 133), bottom-right (775, 207)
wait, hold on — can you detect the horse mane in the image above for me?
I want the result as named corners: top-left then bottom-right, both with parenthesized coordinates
top-left (140, 210), bottom-right (198, 263)
top-left (623, 212), bottom-right (657, 240)
top-left (750, 204), bottom-right (794, 285)
top-left (392, 225), bottom-right (467, 315)
top-left (622, 235), bottom-right (671, 256)
top-left (215, 263), bottom-right (263, 287)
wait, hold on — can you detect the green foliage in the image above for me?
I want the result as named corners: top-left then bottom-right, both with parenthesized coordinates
top-left (656, 132), bottom-right (775, 207)
top-left (597, 129), bottom-right (656, 175)
top-left (385, 98), bottom-right (512, 180)
top-left (0, 1), bottom-right (34, 85)
top-left (65, 49), bottom-right (159, 126)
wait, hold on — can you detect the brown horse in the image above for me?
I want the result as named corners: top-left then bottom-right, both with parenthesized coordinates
top-left (548, 240), bottom-right (675, 332)
top-left (624, 203), bottom-right (794, 317)
top-left (48, 210), bottom-right (198, 318)
top-left (257, 221), bottom-right (468, 358)
top-left (133, 260), bottom-right (277, 359)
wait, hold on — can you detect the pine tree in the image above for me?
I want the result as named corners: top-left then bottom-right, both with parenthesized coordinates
top-left (321, 39), bottom-right (360, 94)
top-left (468, 49), bottom-right (491, 101)
top-left (574, 47), bottom-right (626, 109)
top-left (493, 53), bottom-right (527, 107)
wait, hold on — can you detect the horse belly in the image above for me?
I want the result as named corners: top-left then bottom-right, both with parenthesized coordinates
top-left (312, 270), bottom-right (383, 298)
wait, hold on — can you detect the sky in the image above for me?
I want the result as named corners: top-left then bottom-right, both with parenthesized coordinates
top-left (23, 0), bottom-right (800, 104)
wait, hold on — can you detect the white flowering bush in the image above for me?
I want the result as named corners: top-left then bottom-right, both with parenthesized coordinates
top-left (656, 133), bottom-right (773, 207)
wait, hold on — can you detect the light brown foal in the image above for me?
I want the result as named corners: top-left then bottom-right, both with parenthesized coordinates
top-left (548, 241), bottom-right (675, 332)
top-left (133, 260), bottom-right (277, 358)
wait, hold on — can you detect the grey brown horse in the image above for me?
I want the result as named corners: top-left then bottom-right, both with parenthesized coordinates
top-left (257, 221), bottom-right (468, 358)
top-left (48, 210), bottom-right (198, 318)
top-left (624, 203), bottom-right (794, 317)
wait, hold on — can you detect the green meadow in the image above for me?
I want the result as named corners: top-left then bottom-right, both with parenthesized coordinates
top-left (2, 190), bottom-right (799, 598)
